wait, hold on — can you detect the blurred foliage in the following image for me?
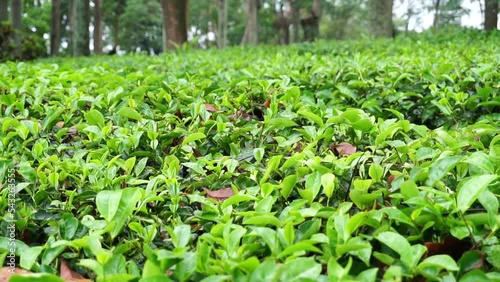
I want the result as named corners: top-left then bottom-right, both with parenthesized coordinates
top-left (0, 21), bottom-right (46, 62)
top-left (118, 0), bottom-right (163, 54)
top-left (0, 0), bottom-right (487, 58)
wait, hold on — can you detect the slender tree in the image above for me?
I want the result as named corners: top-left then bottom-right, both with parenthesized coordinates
top-left (241, 0), bottom-right (259, 44)
top-left (301, 0), bottom-right (321, 41)
top-left (275, 3), bottom-right (289, 45)
top-left (11, 0), bottom-right (21, 46)
top-left (288, 0), bottom-right (300, 43)
top-left (161, 0), bottom-right (189, 50)
top-left (72, 0), bottom-right (90, 56)
top-left (217, 0), bottom-right (227, 49)
top-left (369, 0), bottom-right (393, 38)
top-left (484, 0), bottom-right (498, 31)
top-left (50, 0), bottom-right (60, 55)
top-left (432, 0), bottom-right (441, 30)
top-left (0, 0), bottom-right (8, 22)
top-left (94, 0), bottom-right (103, 54)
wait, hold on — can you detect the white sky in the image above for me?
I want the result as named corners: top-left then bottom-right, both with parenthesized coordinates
top-left (394, 0), bottom-right (497, 31)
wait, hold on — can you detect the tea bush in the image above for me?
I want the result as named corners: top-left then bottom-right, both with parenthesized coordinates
top-left (0, 31), bottom-right (499, 281)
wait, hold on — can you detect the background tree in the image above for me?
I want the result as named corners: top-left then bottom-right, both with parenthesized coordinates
top-left (275, 1), bottom-right (290, 45)
top-left (484, 0), bottom-right (498, 30)
top-left (93, 0), bottom-right (103, 54)
top-left (301, 0), bottom-right (321, 41)
top-left (0, 0), bottom-right (8, 22)
top-left (241, 0), bottom-right (259, 44)
top-left (369, 0), bottom-right (394, 38)
top-left (72, 0), bottom-right (89, 56)
top-left (12, 0), bottom-right (21, 46)
top-left (50, 0), bottom-right (60, 55)
top-left (217, 0), bottom-right (228, 48)
top-left (120, 0), bottom-right (162, 53)
top-left (161, 0), bottom-right (189, 50)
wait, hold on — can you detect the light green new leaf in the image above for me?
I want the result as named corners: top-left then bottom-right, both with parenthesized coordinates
top-left (96, 188), bottom-right (142, 239)
top-left (418, 255), bottom-right (459, 271)
top-left (117, 107), bottom-right (143, 121)
top-left (182, 132), bottom-right (206, 145)
top-left (85, 109), bottom-right (105, 128)
top-left (457, 175), bottom-right (497, 213)
top-left (369, 163), bottom-right (384, 182)
top-left (321, 173), bottom-right (336, 198)
top-left (298, 109), bottom-right (324, 127)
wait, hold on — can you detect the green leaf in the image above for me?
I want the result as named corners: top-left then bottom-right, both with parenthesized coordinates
top-left (10, 275), bottom-right (64, 282)
top-left (281, 174), bottom-right (297, 199)
top-left (305, 171), bottom-right (321, 200)
top-left (426, 155), bottom-right (463, 186)
top-left (182, 132), bottom-right (206, 145)
top-left (298, 109), bottom-right (324, 127)
top-left (376, 231), bottom-right (415, 268)
top-left (243, 215), bottom-right (281, 227)
top-left (277, 241), bottom-right (323, 259)
top-left (96, 188), bottom-right (142, 238)
top-left (19, 246), bottom-right (43, 270)
top-left (400, 180), bottom-right (419, 200)
top-left (117, 107), bottom-right (143, 121)
top-left (418, 255), bottom-right (459, 271)
top-left (260, 155), bottom-right (282, 185)
top-left (321, 173), bottom-right (336, 198)
top-left (85, 109), bottom-right (105, 128)
top-left (59, 213), bottom-right (79, 240)
top-left (368, 163), bottom-right (384, 182)
top-left (456, 175), bottom-right (497, 213)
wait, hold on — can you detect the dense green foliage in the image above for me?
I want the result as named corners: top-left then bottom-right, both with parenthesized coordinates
top-left (0, 31), bottom-right (499, 281)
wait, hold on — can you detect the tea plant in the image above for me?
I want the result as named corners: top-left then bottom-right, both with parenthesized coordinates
top-left (0, 31), bottom-right (499, 281)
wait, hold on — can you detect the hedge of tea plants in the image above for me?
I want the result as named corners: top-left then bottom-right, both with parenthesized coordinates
top-left (0, 30), bottom-right (499, 281)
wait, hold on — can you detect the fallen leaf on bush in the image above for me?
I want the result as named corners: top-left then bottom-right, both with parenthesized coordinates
top-left (294, 141), bottom-right (303, 152)
top-left (203, 187), bottom-right (234, 201)
top-left (205, 103), bottom-right (218, 112)
top-left (424, 236), bottom-right (472, 260)
top-left (263, 98), bottom-right (271, 108)
top-left (332, 142), bottom-right (357, 156)
top-left (60, 260), bottom-right (91, 282)
top-left (387, 175), bottom-right (396, 185)
top-left (56, 121), bottom-right (65, 128)
top-left (0, 267), bottom-right (33, 281)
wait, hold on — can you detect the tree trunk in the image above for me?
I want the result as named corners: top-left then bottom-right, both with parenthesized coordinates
top-left (432, 0), bottom-right (440, 31)
top-left (275, 11), bottom-right (289, 45)
top-left (301, 0), bottom-right (321, 42)
top-left (369, 0), bottom-right (393, 38)
top-left (288, 0), bottom-right (300, 43)
top-left (484, 0), bottom-right (498, 31)
top-left (161, 0), bottom-right (189, 51)
top-left (217, 0), bottom-right (227, 49)
top-left (68, 0), bottom-right (74, 54)
top-left (93, 0), bottom-right (103, 54)
top-left (72, 0), bottom-right (90, 56)
top-left (0, 0), bottom-right (8, 23)
top-left (50, 0), bottom-right (60, 56)
top-left (12, 0), bottom-right (21, 47)
top-left (241, 0), bottom-right (259, 45)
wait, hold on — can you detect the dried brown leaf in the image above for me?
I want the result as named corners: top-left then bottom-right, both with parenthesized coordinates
top-left (205, 103), bottom-right (218, 112)
top-left (60, 260), bottom-right (91, 282)
top-left (263, 98), bottom-right (271, 108)
top-left (0, 267), bottom-right (33, 281)
top-left (203, 187), bottom-right (234, 201)
top-left (387, 175), bottom-right (396, 185)
top-left (334, 142), bottom-right (357, 156)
